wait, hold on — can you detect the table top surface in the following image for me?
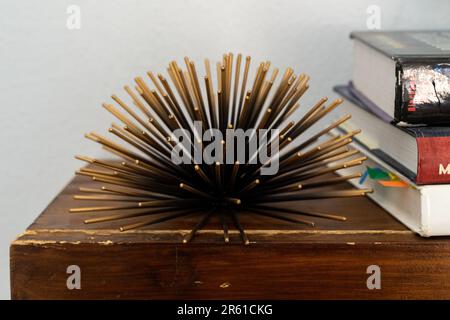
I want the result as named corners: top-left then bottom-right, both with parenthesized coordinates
top-left (14, 174), bottom-right (450, 245)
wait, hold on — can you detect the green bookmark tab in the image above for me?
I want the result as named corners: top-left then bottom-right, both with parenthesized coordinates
top-left (366, 167), bottom-right (391, 180)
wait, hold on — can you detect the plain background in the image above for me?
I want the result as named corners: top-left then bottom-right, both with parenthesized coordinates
top-left (1, 0), bottom-right (450, 299)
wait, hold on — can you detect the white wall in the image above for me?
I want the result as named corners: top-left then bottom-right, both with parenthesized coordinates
top-left (1, 0), bottom-right (449, 299)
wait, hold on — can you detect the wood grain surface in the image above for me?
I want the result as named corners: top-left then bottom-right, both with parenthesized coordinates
top-left (10, 175), bottom-right (450, 299)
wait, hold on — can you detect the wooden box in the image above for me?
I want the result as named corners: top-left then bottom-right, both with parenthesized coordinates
top-left (10, 175), bottom-right (450, 299)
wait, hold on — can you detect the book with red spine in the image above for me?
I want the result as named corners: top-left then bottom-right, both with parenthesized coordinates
top-left (334, 84), bottom-right (450, 185)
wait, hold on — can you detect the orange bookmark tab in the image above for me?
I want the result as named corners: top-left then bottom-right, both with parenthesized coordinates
top-left (377, 180), bottom-right (408, 188)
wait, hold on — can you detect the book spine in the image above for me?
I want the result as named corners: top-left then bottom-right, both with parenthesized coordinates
top-left (395, 59), bottom-right (450, 124)
top-left (416, 136), bottom-right (450, 184)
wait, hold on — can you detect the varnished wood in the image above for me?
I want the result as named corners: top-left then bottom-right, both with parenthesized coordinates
top-left (10, 174), bottom-right (450, 299)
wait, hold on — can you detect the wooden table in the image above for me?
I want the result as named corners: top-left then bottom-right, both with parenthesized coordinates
top-left (10, 175), bottom-right (450, 299)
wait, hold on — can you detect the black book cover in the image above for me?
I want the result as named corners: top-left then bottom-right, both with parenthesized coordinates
top-left (351, 31), bottom-right (450, 124)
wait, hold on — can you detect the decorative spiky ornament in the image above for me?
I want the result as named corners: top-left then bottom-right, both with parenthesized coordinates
top-left (71, 53), bottom-right (371, 244)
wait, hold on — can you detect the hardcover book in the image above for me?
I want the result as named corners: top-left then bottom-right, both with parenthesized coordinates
top-left (351, 30), bottom-right (450, 125)
top-left (333, 84), bottom-right (450, 185)
top-left (336, 137), bottom-right (450, 237)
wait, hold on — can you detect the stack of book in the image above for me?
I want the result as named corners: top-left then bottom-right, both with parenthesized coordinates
top-left (333, 30), bottom-right (450, 236)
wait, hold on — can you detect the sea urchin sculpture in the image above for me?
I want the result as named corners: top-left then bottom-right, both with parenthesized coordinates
top-left (70, 53), bottom-right (371, 244)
